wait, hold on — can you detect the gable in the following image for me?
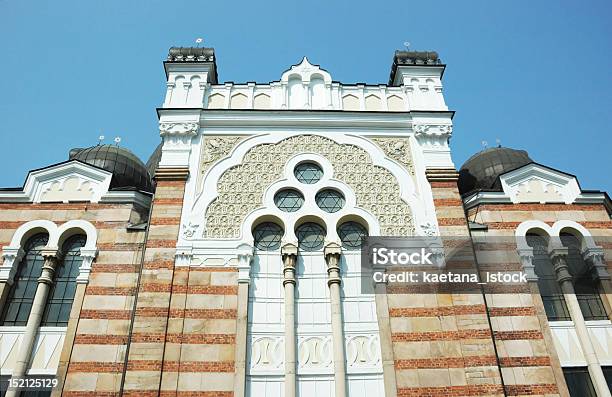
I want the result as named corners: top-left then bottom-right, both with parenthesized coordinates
top-left (500, 163), bottom-right (581, 204)
top-left (0, 161), bottom-right (113, 203)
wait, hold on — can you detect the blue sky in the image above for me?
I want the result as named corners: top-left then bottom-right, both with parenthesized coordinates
top-left (1, 0), bottom-right (610, 192)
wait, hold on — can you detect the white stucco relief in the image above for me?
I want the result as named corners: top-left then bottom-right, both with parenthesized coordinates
top-left (181, 132), bottom-right (437, 244)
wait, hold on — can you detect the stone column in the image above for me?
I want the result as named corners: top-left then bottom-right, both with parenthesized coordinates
top-left (281, 243), bottom-right (298, 397)
top-left (550, 247), bottom-right (611, 397)
top-left (324, 243), bottom-right (347, 397)
top-left (234, 248), bottom-right (253, 397)
top-left (6, 249), bottom-right (60, 397)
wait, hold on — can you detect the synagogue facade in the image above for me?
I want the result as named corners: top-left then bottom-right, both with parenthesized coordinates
top-left (0, 47), bottom-right (610, 397)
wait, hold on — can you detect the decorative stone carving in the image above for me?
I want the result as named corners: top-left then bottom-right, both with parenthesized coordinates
top-left (250, 335), bottom-right (284, 371)
top-left (583, 247), bottom-right (610, 281)
top-left (0, 248), bottom-right (25, 283)
top-left (182, 222), bottom-right (200, 239)
top-left (40, 177), bottom-right (95, 203)
top-left (371, 137), bottom-right (415, 175)
top-left (204, 135), bottom-right (414, 238)
top-left (197, 136), bottom-right (246, 193)
top-left (298, 336), bottom-right (333, 369)
top-left (345, 334), bottom-right (381, 368)
top-left (419, 222), bottom-right (438, 237)
top-left (515, 179), bottom-right (564, 203)
top-left (159, 122), bottom-right (199, 146)
top-left (413, 123), bottom-right (452, 148)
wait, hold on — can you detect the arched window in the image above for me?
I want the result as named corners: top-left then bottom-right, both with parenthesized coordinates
top-left (0, 234), bottom-right (49, 326)
top-left (42, 235), bottom-right (86, 326)
top-left (253, 222), bottom-right (283, 251)
top-left (338, 221), bottom-right (368, 250)
top-left (296, 222), bottom-right (326, 251)
top-left (561, 232), bottom-right (608, 321)
top-left (527, 233), bottom-right (571, 321)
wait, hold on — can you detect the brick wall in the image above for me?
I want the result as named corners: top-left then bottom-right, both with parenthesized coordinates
top-left (0, 202), bottom-right (148, 396)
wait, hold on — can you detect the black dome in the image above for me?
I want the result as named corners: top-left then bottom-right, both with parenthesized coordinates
top-left (146, 142), bottom-right (163, 178)
top-left (69, 145), bottom-right (153, 192)
top-left (458, 147), bottom-right (532, 195)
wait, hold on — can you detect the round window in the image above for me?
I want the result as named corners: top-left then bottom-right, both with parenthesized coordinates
top-left (315, 189), bottom-right (345, 213)
top-left (294, 162), bottom-right (323, 184)
top-left (338, 221), bottom-right (368, 250)
top-left (274, 189), bottom-right (304, 212)
top-left (253, 222), bottom-right (283, 251)
top-left (295, 222), bottom-right (326, 251)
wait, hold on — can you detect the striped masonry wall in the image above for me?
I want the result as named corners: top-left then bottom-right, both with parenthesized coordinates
top-left (0, 202), bottom-right (148, 397)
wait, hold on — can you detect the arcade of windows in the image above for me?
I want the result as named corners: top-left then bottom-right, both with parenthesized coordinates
top-left (525, 230), bottom-right (611, 397)
top-left (1, 233), bottom-right (85, 326)
top-left (527, 232), bottom-right (608, 322)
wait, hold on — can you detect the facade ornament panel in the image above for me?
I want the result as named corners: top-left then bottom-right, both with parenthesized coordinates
top-left (297, 335), bottom-right (334, 370)
top-left (197, 136), bottom-right (247, 193)
top-left (370, 137), bottom-right (415, 176)
top-left (159, 122), bottom-right (199, 146)
top-left (204, 135), bottom-right (414, 238)
top-left (249, 335), bottom-right (285, 372)
top-left (345, 334), bottom-right (382, 369)
top-left (413, 123), bottom-right (453, 148)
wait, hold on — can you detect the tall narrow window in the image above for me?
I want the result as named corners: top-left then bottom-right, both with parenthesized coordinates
top-left (562, 367), bottom-right (597, 397)
top-left (603, 366), bottom-right (612, 391)
top-left (527, 233), bottom-right (571, 321)
top-left (41, 235), bottom-right (85, 326)
top-left (0, 234), bottom-right (49, 326)
top-left (561, 232), bottom-right (608, 321)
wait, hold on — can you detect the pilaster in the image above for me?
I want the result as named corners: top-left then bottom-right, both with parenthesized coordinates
top-left (281, 243), bottom-right (297, 397)
top-left (324, 242), bottom-right (347, 397)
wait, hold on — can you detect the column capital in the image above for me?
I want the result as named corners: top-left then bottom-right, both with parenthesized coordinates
top-left (77, 248), bottom-right (98, 284)
top-left (582, 246), bottom-right (610, 281)
top-left (39, 248), bottom-right (61, 284)
top-left (41, 247), bottom-right (61, 261)
top-left (237, 245), bottom-right (254, 284)
top-left (281, 243), bottom-right (298, 286)
top-left (517, 247), bottom-right (538, 281)
top-left (549, 247), bottom-right (572, 284)
top-left (324, 242), bottom-right (342, 262)
top-left (281, 243), bottom-right (298, 262)
top-left (324, 242), bottom-right (342, 286)
top-left (0, 247), bottom-right (25, 284)
top-left (549, 246), bottom-right (569, 259)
